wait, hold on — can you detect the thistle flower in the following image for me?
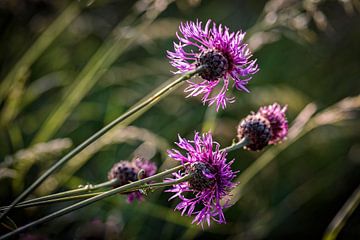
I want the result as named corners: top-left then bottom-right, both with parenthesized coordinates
top-left (237, 103), bottom-right (288, 151)
top-left (167, 19), bottom-right (259, 110)
top-left (108, 157), bottom-right (157, 203)
top-left (166, 132), bottom-right (237, 226)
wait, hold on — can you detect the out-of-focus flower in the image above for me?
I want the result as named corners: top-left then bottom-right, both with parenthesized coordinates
top-left (108, 157), bottom-right (157, 203)
top-left (167, 19), bottom-right (259, 110)
top-left (166, 132), bottom-right (237, 226)
top-left (237, 103), bottom-right (288, 151)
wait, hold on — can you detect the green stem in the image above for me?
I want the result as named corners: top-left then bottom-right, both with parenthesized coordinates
top-left (0, 67), bottom-right (204, 222)
top-left (20, 179), bottom-right (118, 205)
top-left (221, 137), bottom-right (249, 153)
top-left (0, 192), bottom-right (105, 211)
top-left (0, 174), bottom-right (193, 211)
top-left (141, 174), bottom-right (192, 190)
top-left (0, 164), bottom-right (187, 239)
top-left (3, 134), bottom-right (243, 213)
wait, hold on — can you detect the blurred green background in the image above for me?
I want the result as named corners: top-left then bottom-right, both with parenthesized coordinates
top-left (0, 0), bottom-right (359, 239)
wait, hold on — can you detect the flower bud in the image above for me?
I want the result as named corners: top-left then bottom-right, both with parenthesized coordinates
top-left (237, 114), bottom-right (272, 151)
top-left (108, 161), bottom-right (138, 187)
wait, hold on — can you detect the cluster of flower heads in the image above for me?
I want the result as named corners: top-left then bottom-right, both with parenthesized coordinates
top-left (108, 157), bottom-right (157, 203)
top-left (238, 103), bottom-right (288, 151)
top-left (166, 132), bottom-right (237, 226)
top-left (105, 20), bottom-right (289, 227)
top-left (167, 19), bottom-right (259, 110)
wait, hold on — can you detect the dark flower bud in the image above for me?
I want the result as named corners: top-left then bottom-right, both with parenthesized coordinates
top-left (108, 161), bottom-right (138, 187)
top-left (237, 114), bottom-right (272, 151)
top-left (107, 157), bottom-right (157, 203)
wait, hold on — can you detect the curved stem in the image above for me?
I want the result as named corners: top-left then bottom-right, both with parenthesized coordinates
top-left (0, 192), bottom-right (105, 211)
top-left (0, 164), bottom-right (188, 239)
top-left (1, 134), bottom-right (244, 216)
top-left (221, 137), bottom-right (249, 153)
top-left (0, 174), bottom-right (193, 212)
top-left (1, 136), bottom-right (245, 212)
top-left (0, 67), bottom-right (204, 222)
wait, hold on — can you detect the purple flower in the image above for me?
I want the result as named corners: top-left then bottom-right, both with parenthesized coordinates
top-left (237, 103), bottom-right (288, 151)
top-left (166, 132), bottom-right (237, 226)
top-left (167, 19), bottom-right (259, 111)
top-left (108, 157), bottom-right (157, 203)
top-left (257, 103), bottom-right (288, 144)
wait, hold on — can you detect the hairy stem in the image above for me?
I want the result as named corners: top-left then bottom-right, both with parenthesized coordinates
top-left (0, 67), bottom-right (203, 222)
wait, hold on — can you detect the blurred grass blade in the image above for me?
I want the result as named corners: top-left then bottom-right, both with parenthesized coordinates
top-left (0, 216), bottom-right (18, 231)
top-left (0, 65), bottom-right (201, 222)
top-left (0, 3), bottom-right (81, 102)
top-left (36, 74), bottom-right (184, 195)
top-left (32, 0), bottom-right (173, 144)
top-left (323, 184), bottom-right (360, 240)
top-left (3, 138), bottom-right (72, 192)
top-left (242, 161), bottom-right (343, 239)
top-left (0, 70), bottom-right (28, 127)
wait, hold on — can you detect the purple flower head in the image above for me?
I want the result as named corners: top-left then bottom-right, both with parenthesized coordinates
top-left (166, 132), bottom-right (237, 226)
top-left (167, 19), bottom-right (259, 111)
top-left (108, 157), bottom-right (157, 203)
top-left (237, 103), bottom-right (288, 151)
top-left (257, 103), bottom-right (288, 144)
top-left (237, 114), bottom-right (272, 151)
